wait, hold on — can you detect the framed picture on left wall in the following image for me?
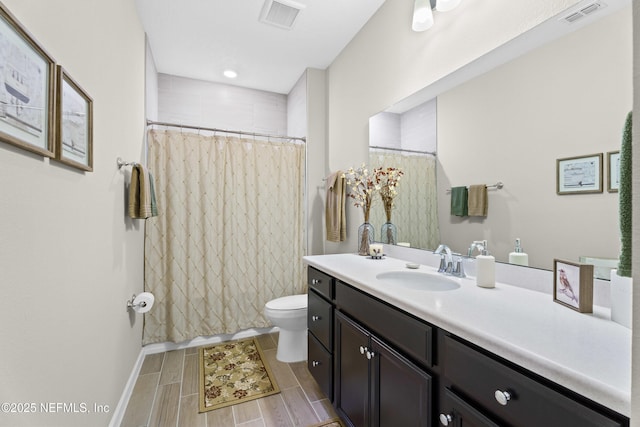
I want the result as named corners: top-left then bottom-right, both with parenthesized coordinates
top-left (54, 66), bottom-right (93, 171)
top-left (0, 2), bottom-right (56, 157)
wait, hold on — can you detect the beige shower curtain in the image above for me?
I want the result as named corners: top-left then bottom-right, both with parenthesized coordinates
top-left (143, 129), bottom-right (306, 345)
top-left (370, 149), bottom-right (440, 250)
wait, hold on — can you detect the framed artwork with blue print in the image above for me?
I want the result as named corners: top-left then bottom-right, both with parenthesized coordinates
top-left (0, 1), bottom-right (56, 158)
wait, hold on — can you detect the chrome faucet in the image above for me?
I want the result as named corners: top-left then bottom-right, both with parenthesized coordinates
top-left (434, 244), bottom-right (453, 274)
top-left (435, 244), bottom-right (466, 277)
top-left (468, 240), bottom-right (488, 257)
top-left (451, 254), bottom-right (466, 278)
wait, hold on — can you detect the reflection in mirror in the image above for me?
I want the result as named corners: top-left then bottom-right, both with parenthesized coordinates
top-left (368, 1), bottom-right (632, 273)
top-left (369, 99), bottom-right (439, 250)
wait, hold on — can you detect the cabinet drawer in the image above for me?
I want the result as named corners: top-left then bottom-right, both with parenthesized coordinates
top-left (336, 281), bottom-right (433, 367)
top-left (308, 289), bottom-right (333, 351)
top-left (440, 387), bottom-right (500, 427)
top-left (443, 335), bottom-right (623, 427)
top-left (308, 267), bottom-right (334, 300)
top-left (308, 332), bottom-right (333, 401)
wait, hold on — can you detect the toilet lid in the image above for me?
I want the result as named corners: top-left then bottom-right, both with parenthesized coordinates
top-left (265, 294), bottom-right (307, 310)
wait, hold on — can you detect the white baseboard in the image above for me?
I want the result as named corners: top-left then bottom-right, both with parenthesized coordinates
top-left (108, 327), bottom-right (277, 427)
top-left (108, 349), bottom-right (146, 427)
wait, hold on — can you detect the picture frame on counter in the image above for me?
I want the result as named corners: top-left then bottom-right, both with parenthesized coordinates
top-left (0, 2), bottom-right (56, 157)
top-left (607, 150), bottom-right (620, 193)
top-left (553, 259), bottom-right (593, 313)
top-left (54, 66), bottom-right (93, 172)
top-left (556, 153), bottom-right (603, 195)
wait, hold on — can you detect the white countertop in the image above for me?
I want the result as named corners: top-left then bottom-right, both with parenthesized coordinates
top-left (304, 253), bottom-right (631, 417)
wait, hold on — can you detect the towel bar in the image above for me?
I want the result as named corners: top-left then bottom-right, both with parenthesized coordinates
top-left (446, 181), bottom-right (503, 194)
top-left (116, 157), bottom-right (136, 169)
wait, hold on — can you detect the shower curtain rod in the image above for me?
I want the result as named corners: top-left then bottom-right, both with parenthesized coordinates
top-left (369, 145), bottom-right (435, 156)
top-left (146, 119), bottom-right (306, 142)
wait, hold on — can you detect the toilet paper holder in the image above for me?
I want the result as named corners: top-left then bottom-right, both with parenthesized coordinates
top-left (127, 292), bottom-right (155, 314)
top-left (127, 294), bottom-right (147, 310)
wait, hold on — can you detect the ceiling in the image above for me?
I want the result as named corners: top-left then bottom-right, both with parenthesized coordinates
top-left (134, 0), bottom-right (387, 95)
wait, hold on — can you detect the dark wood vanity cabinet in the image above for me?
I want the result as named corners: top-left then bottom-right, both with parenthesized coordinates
top-left (305, 266), bottom-right (629, 427)
top-left (334, 281), bottom-right (434, 427)
top-left (307, 267), bottom-right (335, 401)
top-left (335, 311), bottom-right (433, 427)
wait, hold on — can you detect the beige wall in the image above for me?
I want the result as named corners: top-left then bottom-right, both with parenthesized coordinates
top-left (437, 7), bottom-right (632, 269)
top-left (0, 1), bottom-right (146, 426)
top-left (304, 68), bottom-right (328, 256)
top-left (325, 0), bottom-right (582, 254)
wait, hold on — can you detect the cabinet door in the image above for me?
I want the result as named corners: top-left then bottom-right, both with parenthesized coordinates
top-left (371, 336), bottom-right (432, 427)
top-left (439, 388), bottom-right (500, 427)
top-left (335, 312), bottom-right (370, 427)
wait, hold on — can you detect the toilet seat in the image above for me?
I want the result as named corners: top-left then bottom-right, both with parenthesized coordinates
top-left (265, 294), bottom-right (307, 311)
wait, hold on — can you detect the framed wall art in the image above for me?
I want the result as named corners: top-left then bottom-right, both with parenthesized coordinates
top-left (55, 66), bottom-right (93, 171)
top-left (0, 2), bottom-right (56, 157)
top-left (553, 259), bottom-right (593, 313)
top-left (607, 150), bottom-right (620, 193)
top-left (556, 153), bottom-right (603, 195)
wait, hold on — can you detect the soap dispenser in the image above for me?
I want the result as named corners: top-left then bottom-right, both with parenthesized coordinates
top-left (508, 238), bottom-right (529, 267)
top-left (476, 241), bottom-right (495, 288)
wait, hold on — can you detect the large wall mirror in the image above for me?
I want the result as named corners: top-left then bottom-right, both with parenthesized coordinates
top-left (369, 0), bottom-right (632, 274)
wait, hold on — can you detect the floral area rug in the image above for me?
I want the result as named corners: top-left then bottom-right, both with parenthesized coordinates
top-left (198, 338), bottom-right (280, 413)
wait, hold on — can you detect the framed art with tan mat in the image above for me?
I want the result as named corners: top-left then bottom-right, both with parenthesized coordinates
top-left (199, 337), bottom-right (280, 412)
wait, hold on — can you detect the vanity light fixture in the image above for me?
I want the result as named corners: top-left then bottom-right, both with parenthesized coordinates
top-left (412, 0), bottom-right (463, 32)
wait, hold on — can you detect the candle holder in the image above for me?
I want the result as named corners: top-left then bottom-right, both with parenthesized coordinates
top-left (369, 244), bottom-right (384, 259)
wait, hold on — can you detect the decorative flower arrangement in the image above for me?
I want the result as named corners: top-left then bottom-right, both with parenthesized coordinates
top-left (375, 166), bottom-right (404, 221)
top-left (343, 164), bottom-right (380, 222)
top-left (344, 164), bottom-right (380, 255)
top-left (344, 164), bottom-right (404, 253)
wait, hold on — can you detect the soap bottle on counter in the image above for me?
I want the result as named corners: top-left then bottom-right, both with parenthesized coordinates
top-left (508, 238), bottom-right (529, 266)
top-left (476, 244), bottom-right (495, 289)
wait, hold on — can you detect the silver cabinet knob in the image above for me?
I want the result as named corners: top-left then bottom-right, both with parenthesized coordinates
top-left (359, 346), bottom-right (367, 355)
top-left (439, 413), bottom-right (453, 426)
top-left (311, 315), bottom-right (320, 321)
top-left (311, 279), bottom-right (321, 285)
top-left (366, 351), bottom-right (375, 360)
top-left (494, 390), bottom-right (512, 406)
top-left (311, 360), bottom-right (320, 367)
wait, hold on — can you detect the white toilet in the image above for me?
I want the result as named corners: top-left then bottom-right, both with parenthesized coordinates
top-left (264, 294), bottom-right (308, 363)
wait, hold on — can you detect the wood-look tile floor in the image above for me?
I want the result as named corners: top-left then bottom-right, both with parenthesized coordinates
top-left (120, 333), bottom-right (340, 427)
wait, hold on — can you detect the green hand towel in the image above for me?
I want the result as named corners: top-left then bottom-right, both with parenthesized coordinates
top-left (450, 186), bottom-right (468, 217)
top-left (618, 111), bottom-right (632, 277)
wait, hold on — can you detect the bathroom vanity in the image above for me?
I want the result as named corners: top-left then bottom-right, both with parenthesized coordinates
top-left (304, 254), bottom-right (630, 427)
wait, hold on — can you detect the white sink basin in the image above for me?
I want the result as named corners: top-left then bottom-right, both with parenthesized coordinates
top-left (376, 270), bottom-right (461, 292)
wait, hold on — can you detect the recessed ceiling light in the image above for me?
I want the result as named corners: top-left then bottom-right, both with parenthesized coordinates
top-left (223, 69), bottom-right (238, 79)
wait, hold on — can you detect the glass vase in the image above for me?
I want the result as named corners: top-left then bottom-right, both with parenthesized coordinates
top-left (381, 221), bottom-right (397, 245)
top-left (358, 222), bottom-right (375, 256)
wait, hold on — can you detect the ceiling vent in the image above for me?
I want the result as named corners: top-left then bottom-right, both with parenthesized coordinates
top-left (259, 0), bottom-right (306, 30)
top-left (560, 2), bottom-right (607, 24)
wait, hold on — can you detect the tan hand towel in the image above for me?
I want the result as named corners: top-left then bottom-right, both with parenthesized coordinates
top-left (128, 164), bottom-right (158, 219)
top-left (325, 171), bottom-right (346, 242)
top-left (468, 184), bottom-right (488, 217)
